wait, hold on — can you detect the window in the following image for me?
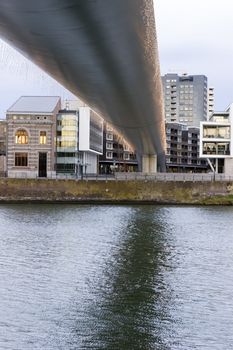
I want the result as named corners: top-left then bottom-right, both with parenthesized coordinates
top-left (15, 153), bottom-right (28, 166)
top-left (124, 153), bottom-right (130, 160)
top-left (57, 141), bottom-right (76, 148)
top-left (61, 119), bottom-right (77, 127)
top-left (40, 131), bottom-right (47, 144)
top-left (61, 130), bottom-right (77, 137)
top-left (106, 133), bottom-right (113, 141)
top-left (106, 124), bottom-right (113, 132)
top-left (106, 142), bottom-right (113, 150)
top-left (15, 129), bottom-right (28, 144)
top-left (106, 151), bottom-right (113, 159)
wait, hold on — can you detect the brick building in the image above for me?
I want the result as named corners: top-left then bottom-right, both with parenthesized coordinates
top-left (6, 96), bottom-right (61, 178)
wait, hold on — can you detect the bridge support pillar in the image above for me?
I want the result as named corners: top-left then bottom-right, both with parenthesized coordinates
top-left (142, 155), bottom-right (157, 173)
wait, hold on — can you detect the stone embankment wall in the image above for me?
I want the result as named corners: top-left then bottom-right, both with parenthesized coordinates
top-left (1, 178), bottom-right (233, 205)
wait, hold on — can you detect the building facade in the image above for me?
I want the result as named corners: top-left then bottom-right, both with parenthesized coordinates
top-left (6, 96), bottom-right (61, 178)
top-left (0, 119), bottom-right (7, 174)
top-left (56, 107), bottom-right (103, 176)
top-left (99, 122), bottom-right (138, 174)
top-left (166, 122), bottom-right (207, 172)
top-left (162, 73), bottom-right (208, 127)
top-left (208, 87), bottom-right (214, 119)
top-left (200, 104), bottom-right (233, 174)
top-left (56, 110), bottom-right (79, 175)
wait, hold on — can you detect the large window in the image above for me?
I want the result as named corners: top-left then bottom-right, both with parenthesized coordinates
top-left (106, 133), bottom-right (113, 141)
top-left (57, 140), bottom-right (77, 148)
top-left (106, 151), bottom-right (113, 159)
top-left (40, 131), bottom-right (47, 144)
top-left (15, 129), bottom-right (28, 144)
top-left (203, 125), bottom-right (230, 139)
top-left (106, 142), bottom-right (113, 150)
top-left (203, 142), bottom-right (230, 155)
top-left (15, 153), bottom-right (28, 166)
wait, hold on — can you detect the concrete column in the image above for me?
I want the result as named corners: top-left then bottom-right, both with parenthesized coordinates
top-left (215, 158), bottom-right (219, 174)
top-left (224, 158), bottom-right (233, 175)
top-left (142, 154), bottom-right (157, 173)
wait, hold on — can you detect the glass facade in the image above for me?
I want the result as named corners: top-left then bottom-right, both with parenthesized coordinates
top-left (203, 125), bottom-right (230, 139)
top-left (56, 112), bottom-right (78, 174)
top-left (202, 142), bottom-right (230, 156)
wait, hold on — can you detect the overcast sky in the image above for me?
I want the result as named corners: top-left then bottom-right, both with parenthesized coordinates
top-left (156, 0), bottom-right (233, 110)
top-left (0, 0), bottom-right (232, 117)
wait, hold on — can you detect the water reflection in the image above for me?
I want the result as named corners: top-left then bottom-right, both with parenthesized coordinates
top-left (80, 207), bottom-right (173, 350)
top-left (2, 205), bottom-right (233, 349)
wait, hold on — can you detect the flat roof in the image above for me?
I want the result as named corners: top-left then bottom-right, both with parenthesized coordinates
top-left (7, 96), bottom-right (61, 114)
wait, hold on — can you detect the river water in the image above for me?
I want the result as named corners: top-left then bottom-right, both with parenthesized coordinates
top-left (0, 204), bottom-right (233, 350)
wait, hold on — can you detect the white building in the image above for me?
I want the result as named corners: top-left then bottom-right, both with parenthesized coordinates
top-left (200, 104), bottom-right (233, 174)
top-left (56, 103), bottom-right (103, 176)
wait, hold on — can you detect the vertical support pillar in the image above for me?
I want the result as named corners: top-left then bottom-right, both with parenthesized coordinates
top-left (215, 158), bottom-right (219, 174)
top-left (142, 154), bottom-right (157, 173)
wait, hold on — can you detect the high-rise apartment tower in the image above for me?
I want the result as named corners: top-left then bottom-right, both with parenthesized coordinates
top-left (162, 73), bottom-right (208, 127)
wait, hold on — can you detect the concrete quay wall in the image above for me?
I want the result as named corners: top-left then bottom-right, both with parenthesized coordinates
top-left (1, 178), bottom-right (233, 205)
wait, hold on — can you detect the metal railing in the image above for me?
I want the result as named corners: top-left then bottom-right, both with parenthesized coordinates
top-left (114, 172), bottom-right (233, 182)
top-left (1, 171), bottom-right (233, 182)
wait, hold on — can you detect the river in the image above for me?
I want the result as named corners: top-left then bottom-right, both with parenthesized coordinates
top-left (0, 204), bottom-right (233, 349)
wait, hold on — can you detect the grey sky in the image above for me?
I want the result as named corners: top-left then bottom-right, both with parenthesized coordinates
top-left (0, 41), bottom-right (74, 118)
top-left (156, 0), bottom-right (233, 110)
top-left (0, 0), bottom-right (232, 117)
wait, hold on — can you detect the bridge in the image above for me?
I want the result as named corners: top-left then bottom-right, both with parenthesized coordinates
top-left (0, 0), bottom-right (166, 172)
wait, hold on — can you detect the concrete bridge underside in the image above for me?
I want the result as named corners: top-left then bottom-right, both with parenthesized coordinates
top-left (0, 0), bottom-right (166, 171)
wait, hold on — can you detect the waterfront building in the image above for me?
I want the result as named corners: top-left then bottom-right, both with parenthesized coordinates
top-left (56, 105), bottom-right (103, 176)
top-left (99, 122), bottom-right (138, 174)
top-left (208, 87), bottom-right (214, 119)
top-left (0, 119), bottom-right (6, 156)
top-left (200, 104), bottom-right (233, 174)
top-left (6, 96), bottom-right (61, 178)
top-left (162, 73), bottom-right (208, 127)
top-left (0, 119), bottom-right (7, 174)
top-left (166, 122), bottom-right (207, 172)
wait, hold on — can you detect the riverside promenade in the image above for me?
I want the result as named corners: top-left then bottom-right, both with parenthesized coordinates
top-left (0, 174), bottom-right (233, 205)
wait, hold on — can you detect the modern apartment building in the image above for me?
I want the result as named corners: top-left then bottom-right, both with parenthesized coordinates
top-left (99, 122), bottom-right (138, 174)
top-left (56, 106), bottom-right (103, 176)
top-left (208, 87), bottom-right (214, 119)
top-left (6, 96), bottom-right (61, 178)
top-left (162, 73), bottom-right (208, 127)
top-left (166, 122), bottom-right (207, 172)
top-left (200, 104), bottom-right (233, 174)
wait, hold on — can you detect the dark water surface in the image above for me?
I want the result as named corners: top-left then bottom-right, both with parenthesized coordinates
top-left (0, 204), bottom-right (233, 349)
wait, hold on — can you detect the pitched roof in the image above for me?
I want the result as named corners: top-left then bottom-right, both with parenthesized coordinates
top-left (7, 96), bottom-right (61, 114)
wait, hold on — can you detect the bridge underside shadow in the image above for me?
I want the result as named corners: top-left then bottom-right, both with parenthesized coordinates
top-left (0, 0), bottom-right (166, 171)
